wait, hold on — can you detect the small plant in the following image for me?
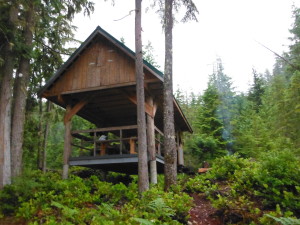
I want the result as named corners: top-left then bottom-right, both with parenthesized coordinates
top-left (264, 214), bottom-right (300, 225)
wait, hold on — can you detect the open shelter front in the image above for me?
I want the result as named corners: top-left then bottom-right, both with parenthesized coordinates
top-left (38, 26), bottom-right (192, 177)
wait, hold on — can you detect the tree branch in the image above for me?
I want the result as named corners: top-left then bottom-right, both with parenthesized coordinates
top-left (255, 40), bottom-right (299, 70)
top-left (114, 9), bottom-right (136, 21)
top-left (33, 38), bottom-right (72, 56)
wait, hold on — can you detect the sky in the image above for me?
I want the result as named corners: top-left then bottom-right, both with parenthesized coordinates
top-left (73, 0), bottom-right (300, 94)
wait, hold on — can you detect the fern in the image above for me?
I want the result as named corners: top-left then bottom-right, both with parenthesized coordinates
top-left (147, 198), bottom-right (175, 217)
top-left (266, 214), bottom-right (300, 225)
top-left (133, 218), bottom-right (154, 225)
top-left (51, 201), bottom-right (78, 218)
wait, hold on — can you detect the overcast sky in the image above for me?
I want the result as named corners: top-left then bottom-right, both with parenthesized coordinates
top-left (73, 0), bottom-right (299, 94)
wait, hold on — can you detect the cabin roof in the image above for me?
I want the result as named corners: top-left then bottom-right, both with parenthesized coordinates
top-left (38, 26), bottom-right (163, 96)
top-left (38, 26), bottom-right (193, 133)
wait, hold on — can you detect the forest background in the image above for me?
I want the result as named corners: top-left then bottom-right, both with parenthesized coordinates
top-left (0, 0), bottom-right (300, 224)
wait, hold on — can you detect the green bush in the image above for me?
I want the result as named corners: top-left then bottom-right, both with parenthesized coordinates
top-left (0, 169), bottom-right (193, 224)
top-left (254, 150), bottom-right (300, 212)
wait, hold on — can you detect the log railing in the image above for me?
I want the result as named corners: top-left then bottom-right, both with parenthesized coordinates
top-left (70, 125), bottom-right (164, 158)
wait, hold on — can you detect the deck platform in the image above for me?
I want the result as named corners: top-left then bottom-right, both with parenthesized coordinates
top-left (69, 154), bottom-right (165, 174)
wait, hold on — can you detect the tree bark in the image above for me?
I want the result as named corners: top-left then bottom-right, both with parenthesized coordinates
top-left (147, 97), bottom-right (157, 184)
top-left (62, 105), bottom-right (72, 179)
top-left (163, 0), bottom-right (177, 191)
top-left (147, 113), bottom-right (157, 184)
top-left (42, 101), bottom-right (51, 173)
top-left (11, 2), bottom-right (35, 178)
top-left (37, 95), bottom-right (43, 169)
top-left (0, 2), bottom-right (18, 189)
top-left (135, 0), bottom-right (149, 193)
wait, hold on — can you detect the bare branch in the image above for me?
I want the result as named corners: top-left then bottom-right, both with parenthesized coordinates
top-left (255, 40), bottom-right (299, 70)
top-left (114, 9), bottom-right (136, 21)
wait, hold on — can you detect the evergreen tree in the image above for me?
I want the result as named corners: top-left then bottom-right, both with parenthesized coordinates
top-left (185, 84), bottom-right (227, 163)
top-left (210, 58), bottom-right (235, 154)
top-left (248, 69), bottom-right (266, 112)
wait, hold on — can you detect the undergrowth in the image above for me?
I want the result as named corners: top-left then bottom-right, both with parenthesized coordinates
top-left (1, 150), bottom-right (299, 224)
top-left (184, 152), bottom-right (300, 224)
top-left (0, 169), bottom-right (193, 224)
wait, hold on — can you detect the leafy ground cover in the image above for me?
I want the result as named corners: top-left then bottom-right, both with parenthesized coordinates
top-left (1, 151), bottom-right (300, 224)
top-left (0, 169), bottom-right (192, 225)
top-left (184, 152), bottom-right (300, 225)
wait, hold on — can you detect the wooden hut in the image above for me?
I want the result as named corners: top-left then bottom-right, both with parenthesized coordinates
top-left (38, 26), bottom-right (192, 177)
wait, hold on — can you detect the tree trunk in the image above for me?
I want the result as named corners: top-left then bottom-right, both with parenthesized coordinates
top-left (11, 2), bottom-right (35, 178)
top-left (42, 101), bottom-right (51, 173)
top-left (0, 2), bottom-right (18, 189)
top-left (135, 0), bottom-right (149, 193)
top-left (62, 105), bottom-right (72, 179)
top-left (37, 96), bottom-right (44, 170)
top-left (163, 0), bottom-right (177, 191)
top-left (147, 113), bottom-right (157, 184)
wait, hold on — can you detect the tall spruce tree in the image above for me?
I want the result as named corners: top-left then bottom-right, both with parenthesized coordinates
top-left (135, 0), bottom-right (149, 193)
top-left (154, 0), bottom-right (198, 191)
top-left (0, 0), bottom-right (94, 188)
top-left (186, 84), bottom-right (227, 162)
top-left (210, 58), bottom-right (235, 154)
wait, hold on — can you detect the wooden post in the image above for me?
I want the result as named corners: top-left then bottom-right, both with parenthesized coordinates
top-left (120, 129), bottom-right (123, 155)
top-left (62, 105), bottom-right (72, 179)
top-left (100, 143), bottom-right (106, 156)
top-left (130, 139), bottom-right (137, 154)
top-left (177, 131), bottom-right (184, 166)
top-left (93, 132), bottom-right (96, 156)
top-left (147, 97), bottom-right (157, 184)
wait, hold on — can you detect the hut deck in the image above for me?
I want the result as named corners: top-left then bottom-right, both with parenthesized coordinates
top-left (69, 154), bottom-right (164, 174)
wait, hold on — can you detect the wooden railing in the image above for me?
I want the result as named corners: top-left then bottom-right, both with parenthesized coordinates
top-left (70, 125), bottom-right (164, 158)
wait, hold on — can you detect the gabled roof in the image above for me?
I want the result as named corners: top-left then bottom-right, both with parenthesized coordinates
top-left (38, 26), bottom-right (163, 97)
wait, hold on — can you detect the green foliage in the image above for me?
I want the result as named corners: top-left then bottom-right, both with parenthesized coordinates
top-left (264, 214), bottom-right (300, 225)
top-left (0, 169), bottom-right (193, 224)
top-left (185, 153), bottom-right (300, 223)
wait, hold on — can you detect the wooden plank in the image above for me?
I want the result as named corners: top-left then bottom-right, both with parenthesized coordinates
top-left (60, 82), bottom-right (136, 96)
top-left (72, 61), bottom-right (79, 90)
top-left (71, 133), bottom-right (93, 142)
top-left (119, 129), bottom-right (123, 155)
top-left (129, 59), bottom-right (135, 82)
top-left (155, 126), bottom-right (164, 136)
top-left (119, 52), bottom-right (125, 83)
top-left (71, 143), bottom-right (92, 152)
top-left (95, 137), bottom-right (137, 144)
top-left (80, 50), bottom-right (88, 89)
top-left (108, 49), bottom-right (116, 85)
top-left (72, 125), bottom-right (138, 134)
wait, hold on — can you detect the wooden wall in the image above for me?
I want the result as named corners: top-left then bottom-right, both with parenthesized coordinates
top-left (45, 39), bottom-right (155, 96)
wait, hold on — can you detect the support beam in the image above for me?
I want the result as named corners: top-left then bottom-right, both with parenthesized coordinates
top-left (127, 94), bottom-right (154, 117)
top-left (122, 90), bottom-right (155, 117)
top-left (64, 100), bottom-right (88, 125)
top-left (62, 105), bottom-right (72, 179)
top-left (147, 97), bottom-right (157, 184)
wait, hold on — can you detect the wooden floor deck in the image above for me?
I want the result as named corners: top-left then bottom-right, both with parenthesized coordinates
top-left (69, 154), bottom-right (165, 174)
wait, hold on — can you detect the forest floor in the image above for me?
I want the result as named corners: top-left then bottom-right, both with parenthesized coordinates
top-left (188, 193), bottom-right (222, 225)
top-left (0, 217), bottom-right (26, 225)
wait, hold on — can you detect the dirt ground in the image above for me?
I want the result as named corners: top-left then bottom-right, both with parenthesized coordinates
top-left (188, 193), bottom-right (223, 225)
